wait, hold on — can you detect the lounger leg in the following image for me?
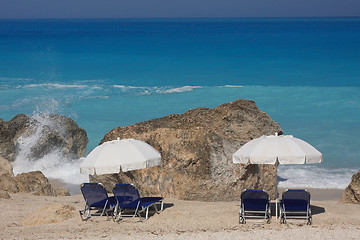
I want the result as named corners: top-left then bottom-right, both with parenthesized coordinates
top-left (113, 204), bottom-right (119, 220)
top-left (145, 207), bottom-right (149, 220)
top-left (83, 202), bottom-right (87, 216)
top-left (118, 210), bottom-right (123, 220)
top-left (100, 200), bottom-right (109, 216)
top-left (87, 207), bottom-right (91, 219)
top-left (133, 201), bottom-right (141, 218)
top-left (239, 214), bottom-right (245, 224)
top-left (79, 204), bottom-right (91, 221)
top-left (266, 205), bottom-right (271, 223)
top-left (264, 205), bottom-right (267, 221)
top-left (82, 200), bottom-right (91, 219)
top-left (279, 206), bottom-right (284, 224)
top-left (239, 205), bottom-right (245, 224)
top-left (307, 206), bottom-right (312, 225)
top-left (160, 200), bottom-right (164, 211)
top-left (153, 204), bottom-right (159, 213)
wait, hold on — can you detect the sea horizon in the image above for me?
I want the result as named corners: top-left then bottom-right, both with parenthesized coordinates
top-left (1, 16), bottom-right (360, 20)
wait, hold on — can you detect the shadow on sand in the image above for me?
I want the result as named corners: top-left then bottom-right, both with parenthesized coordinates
top-left (269, 202), bottom-right (325, 217)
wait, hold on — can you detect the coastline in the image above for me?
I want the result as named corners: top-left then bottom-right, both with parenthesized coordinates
top-left (49, 178), bottom-right (346, 201)
top-left (1, 190), bottom-right (359, 239)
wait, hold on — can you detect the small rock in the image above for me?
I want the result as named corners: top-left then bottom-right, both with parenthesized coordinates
top-left (0, 190), bottom-right (10, 199)
top-left (341, 170), bottom-right (360, 204)
top-left (55, 188), bottom-right (70, 196)
top-left (15, 171), bottom-right (56, 196)
top-left (0, 173), bottom-right (21, 193)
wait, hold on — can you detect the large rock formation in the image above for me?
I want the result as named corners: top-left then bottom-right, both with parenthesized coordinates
top-left (0, 157), bottom-right (56, 196)
top-left (0, 114), bottom-right (88, 162)
top-left (0, 113), bottom-right (87, 197)
top-left (0, 150), bottom-right (68, 197)
top-left (0, 156), bottom-right (20, 193)
top-left (342, 170), bottom-right (360, 204)
top-left (0, 114), bottom-right (29, 162)
top-left (91, 99), bottom-right (282, 201)
top-left (15, 171), bottom-right (57, 196)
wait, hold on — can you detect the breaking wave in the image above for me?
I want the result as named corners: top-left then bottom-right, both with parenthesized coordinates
top-left (19, 83), bottom-right (103, 89)
top-left (2, 79), bottom-right (247, 97)
top-left (112, 85), bottom-right (203, 95)
top-left (156, 86), bottom-right (203, 94)
top-left (11, 102), bottom-right (88, 186)
top-left (278, 165), bottom-right (354, 189)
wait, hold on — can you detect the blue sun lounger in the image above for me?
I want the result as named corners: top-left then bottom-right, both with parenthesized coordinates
top-left (80, 183), bottom-right (117, 220)
top-left (280, 189), bottom-right (312, 225)
top-left (112, 184), bottom-right (164, 221)
top-left (239, 189), bottom-right (271, 224)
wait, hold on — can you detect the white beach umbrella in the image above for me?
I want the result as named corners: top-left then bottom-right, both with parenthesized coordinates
top-left (80, 138), bottom-right (161, 175)
top-left (232, 133), bottom-right (322, 218)
top-left (232, 133), bottom-right (322, 165)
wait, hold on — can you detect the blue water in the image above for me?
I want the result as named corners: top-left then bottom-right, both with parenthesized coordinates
top-left (1, 18), bottom-right (359, 189)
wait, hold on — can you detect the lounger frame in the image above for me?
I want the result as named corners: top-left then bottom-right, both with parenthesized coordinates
top-left (239, 189), bottom-right (271, 224)
top-left (79, 183), bottom-right (116, 221)
top-left (280, 189), bottom-right (312, 225)
top-left (112, 183), bottom-right (164, 221)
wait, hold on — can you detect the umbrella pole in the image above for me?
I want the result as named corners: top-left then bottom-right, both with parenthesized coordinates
top-left (275, 161), bottom-right (279, 219)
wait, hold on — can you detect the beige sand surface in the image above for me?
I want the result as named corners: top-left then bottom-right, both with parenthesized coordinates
top-left (1, 190), bottom-right (360, 240)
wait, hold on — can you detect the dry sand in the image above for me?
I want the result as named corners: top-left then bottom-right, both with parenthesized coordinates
top-left (1, 189), bottom-right (360, 240)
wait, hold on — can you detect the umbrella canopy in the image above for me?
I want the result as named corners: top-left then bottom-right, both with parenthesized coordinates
top-left (80, 138), bottom-right (161, 175)
top-left (232, 134), bottom-right (322, 165)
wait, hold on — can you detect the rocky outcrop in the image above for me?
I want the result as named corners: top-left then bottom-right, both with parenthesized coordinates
top-left (15, 171), bottom-right (56, 196)
top-left (0, 114), bottom-right (29, 162)
top-left (0, 113), bottom-right (87, 197)
top-left (0, 156), bottom-right (59, 196)
top-left (342, 170), bottom-right (360, 204)
top-left (91, 99), bottom-right (282, 201)
top-left (0, 156), bottom-right (13, 175)
top-left (0, 156), bottom-right (21, 193)
top-left (0, 114), bottom-right (88, 162)
top-left (0, 114), bottom-right (87, 197)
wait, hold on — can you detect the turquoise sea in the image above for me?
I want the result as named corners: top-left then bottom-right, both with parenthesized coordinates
top-left (0, 18), bottom-right (359, 189)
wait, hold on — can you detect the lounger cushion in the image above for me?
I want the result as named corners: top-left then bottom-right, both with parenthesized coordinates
top-left (281, 199), bottom-right (308, 211)
top-left (243, 199), bottom-right (268, 211)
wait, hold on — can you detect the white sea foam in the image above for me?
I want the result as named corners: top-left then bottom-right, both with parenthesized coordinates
top-left (22, 83), bottom-right (89, 89)
top-left (223, 85), bottom-right (244, 88)
top-left (0, 77), bottom-right (32, 81)
top-left (113, 85), bottom-right (203, 95)
top-left (12, 105), bottom-right (88, 185)
top-left (113, 85), bottom-right (126, 88)
top-left (277, 165), bottom-right (355, 189)
top-left (156, 86), bottom-right (203, 94)
top-left (13, 149), bottom-right (88, 185)
top-left (0, 77), bottom-right (32, 89)
top-left (113, 85), bottom-right (146, 89)
top-left (80, 95), bottom-right (110, 100)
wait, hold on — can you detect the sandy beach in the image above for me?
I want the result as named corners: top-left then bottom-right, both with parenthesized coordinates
top-left (1, 188), bottom-right (360, 240)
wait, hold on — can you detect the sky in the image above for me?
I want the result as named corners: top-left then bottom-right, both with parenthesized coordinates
top-left (0, 0), bottom-right (360, 19)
